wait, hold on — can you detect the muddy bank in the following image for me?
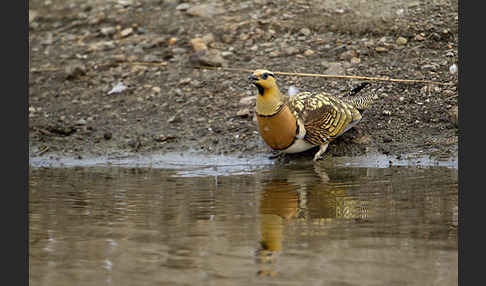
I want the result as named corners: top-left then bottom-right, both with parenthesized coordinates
top-left (29, 0), bottom-right (458, 162)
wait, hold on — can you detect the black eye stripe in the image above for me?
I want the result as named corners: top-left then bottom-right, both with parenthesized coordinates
top-left (261, 73), bottom-right (274, 79)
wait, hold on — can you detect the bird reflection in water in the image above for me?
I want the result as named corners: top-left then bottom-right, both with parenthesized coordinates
top-left (255, 164), bottom-right (370, 277)
top-left (255, 165), bottom-right (331, 277)
top-left (256, 179), bottom-right (299, 277)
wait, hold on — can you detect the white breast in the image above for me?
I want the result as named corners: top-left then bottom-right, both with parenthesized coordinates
top-left (282, 138), bottom-right (315, 153)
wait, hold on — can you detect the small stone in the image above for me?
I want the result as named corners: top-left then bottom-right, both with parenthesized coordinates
top-left (190, 38), bottom-right (208, 52)
top-left (75, 119), bottom-right (87, 126)
top-left (284, 46), bottom-right (299, 56)
top-left (108, 82), bottom-right (128, 95)
top-left (350, 57), bottom-right (361, 64)
top-left (303, 49), bottom-right (315, 56)
top-left (202, 33), bottom-right (215, 45)
top-left (236, 108), bottom-right (251, 118)
top-left (190, 50), bottom-right (227, 67)
top-left (383, 136), bottom-right (393, 143)
top-left (353, 135), bottom-right (372, 145)
top-left (100, 26), bottom-right (116, 36)
top-left (239, 96), bottom-right (255, 105)
top-left (152, 86), bottom-right (161, 93)
top-left (325, 62), bottom-right (344, 75)
top-left (339, 50), bottom-right (357, 61)
top-left (269, 50), bottom-right (281, 58)
top-left (155, 135), bottom-right (176, 142)
top-left (186, 4), bottom-right (225, 18)
top-left (414, 34), bottom-right (425, 41)
top-left (168, 115), bottom-right (180, 123)
top-left (65, 63), bottom-right (86, 79)
top-left (375, 47), bottom-right (387, 52)
top-left (120, 27), bottom-right (133, 38)
top-left (175, 3), bottom-right (190, 10)
top-left (421, 64), bottom-right (437, 71)
top-left (143, 55), bottom-right (161, 62)
top-left (299, 27), bottom-right (312, 36)
top-left (396, 36), bottom-right (408, 45)
top-left (168, 37), bottom-right (177, 45)
top-left (449, 64), bottom-right (457, 74)
top-left (221, 51), bottom-right (234, 58)
top-left (179, 78), bottom-right (191, 85)
top-left (442, 90), bottom-right (456, 97)
top-left (383, 110), bottom-right (392, 116)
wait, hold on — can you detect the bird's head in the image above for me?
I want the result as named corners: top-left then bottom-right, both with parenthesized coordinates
top-left (248, 69), bottom-right (277, 95)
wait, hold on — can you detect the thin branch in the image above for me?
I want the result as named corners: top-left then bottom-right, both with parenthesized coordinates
top-left (193, 66), bottom-right (454, 86)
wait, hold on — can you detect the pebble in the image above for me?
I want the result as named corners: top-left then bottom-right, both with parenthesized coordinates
top-left (168, 37), bottom-right (177, 45)
top-left (202, 33), bottom-right (215, 45)
top-left (414, 34), bottom-right (426, 41)
top-left (221, 51), bottom-right (234, 58)
top-left (352, 135), bottom-right (372, 145)
top-left (449, 64), bottom-right (457, 74)
top-left (383, 110), bottom-right (392, 116)
top-left (65, 63), bottom-right (86, 79)
top-left (120, 27), bottom-right (133, 38)
top-left (190, 49), bottom-right (227, 67)
top-left (324, 62), bottom-right (344, 75)
top-left (240, 95), bottom-right (255, 105)
top-left (236, 108), bottom-right (251, 118)
top-left (100, 26), bottom-right (116, 37)
top-left (350, 57), bottom-right (361, 64)
top-left (190, 38), bottom-right (208, 52)
top-left (175, 3), bottom-right (190, 11)
top-left (108, 82), bottom-right (128, 95)
top-left (186, 4), bottom-right (225, 18)
top-left (284, 46), bottom-right (299, 56)
top-left (339, 50), bottom-right (357, 61)
top-left (421, 64), bottom-right (437, 71)
top-left (299, 27), bottom-right (311, 36)
top-left (303, 49), bottom-right (314, 56)
top-left (179, 78), bottom-right (191, 85)
top-left (375, 47), bottom-right (387, 52)
top-left (75, 119), bottom-right (87, 126)
top-left (396, 36), bottom-right (408, 45)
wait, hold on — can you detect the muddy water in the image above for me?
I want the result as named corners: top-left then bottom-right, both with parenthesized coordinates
top-left (29, 156), bottom-right (458, 286)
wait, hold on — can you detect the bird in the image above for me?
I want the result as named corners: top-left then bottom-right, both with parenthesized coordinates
top-left (248, 69), bottom-right (375, 161)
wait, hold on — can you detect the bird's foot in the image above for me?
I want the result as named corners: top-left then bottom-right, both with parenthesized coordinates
top-left (312, 143), bottom-right (329, 162)
top-left (313, 153), bottom-right (324, 161)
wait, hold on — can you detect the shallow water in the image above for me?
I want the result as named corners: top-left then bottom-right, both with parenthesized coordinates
top-left (29, 156), bottom-right (458, 286)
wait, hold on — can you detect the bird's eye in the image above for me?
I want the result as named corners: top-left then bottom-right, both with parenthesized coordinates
top-left (262, 73), bottom-right (268, 80)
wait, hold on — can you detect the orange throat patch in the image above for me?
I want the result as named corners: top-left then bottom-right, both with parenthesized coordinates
top-left (256, 105), bottom-right (297, 151)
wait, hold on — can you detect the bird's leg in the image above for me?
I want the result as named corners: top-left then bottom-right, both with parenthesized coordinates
top-left (268, 151), bottom-right (284, 159)
top-left (313, 143), bottom-right (329, 161)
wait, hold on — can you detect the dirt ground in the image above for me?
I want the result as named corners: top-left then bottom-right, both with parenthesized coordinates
top-left (29, 0), bottom-right (458, 162)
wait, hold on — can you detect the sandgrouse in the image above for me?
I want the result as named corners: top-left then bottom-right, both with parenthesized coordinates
top-left (249, 69), bottom-right (374, 161)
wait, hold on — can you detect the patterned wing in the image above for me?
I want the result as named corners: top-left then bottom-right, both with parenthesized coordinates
top-left (286, 92), bottom-right (362, 146)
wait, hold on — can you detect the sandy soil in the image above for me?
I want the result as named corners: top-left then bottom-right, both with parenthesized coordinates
top-left (29, 0), bottom-right (458, 162)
